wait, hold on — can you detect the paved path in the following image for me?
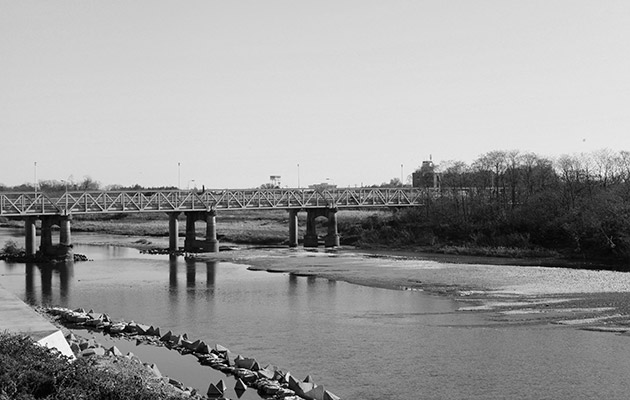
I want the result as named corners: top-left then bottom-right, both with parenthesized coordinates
top-left (0, 284), bottom-right (73, 357)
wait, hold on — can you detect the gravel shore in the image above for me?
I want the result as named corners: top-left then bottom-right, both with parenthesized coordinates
top-left (190, 246), bottom-right (630, 332)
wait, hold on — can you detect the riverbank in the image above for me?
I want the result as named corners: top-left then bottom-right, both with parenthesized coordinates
top-left (3, 214), bottom-right (630, 332)
top-left (2, 209), bottom-right (618, 269)
top-left (4, 226), bottom-right (630, 399)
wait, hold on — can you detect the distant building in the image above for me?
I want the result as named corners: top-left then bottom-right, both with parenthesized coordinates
top-left (412, 160), bottom-right (440, 188)
top-left (269, 175), bottom-right (281, 188)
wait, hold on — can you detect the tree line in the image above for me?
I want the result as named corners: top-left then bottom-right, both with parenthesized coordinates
top-left (0, 177), bottom-right (176, 193)
top-left (356, 149), bottom-right (630, 263)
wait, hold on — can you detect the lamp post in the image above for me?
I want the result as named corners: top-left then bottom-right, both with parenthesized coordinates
top-left (34, 162), bottom-right (37, 194)
top-left (297, 163), bottom-right (300, 188)
top-left (178, 162), bottom-right (181, 190)
top-left (401, 164), bottom-right (404, 187)
top-left (61, 180), bottom-right (68, 212)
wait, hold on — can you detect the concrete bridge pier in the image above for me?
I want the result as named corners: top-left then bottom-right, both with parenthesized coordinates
top-left (205, 210), bottom-right (219, 252)
top-left (324, 208), bottom-right (340, 248)
top-left (304, 209), bottom-right (320, 248)
top-left (24, 217), bottom-right (37, 256)
top-left (39, 215), bottom-right (73, 261)
top-left (288, 209), bottom-right (299, 248)
top-left (303, 208), bottom-right (340, 248)
top-left (184, 210), bottom-right (219, 253)
top-left (168, 212), bottom-right (180, 252)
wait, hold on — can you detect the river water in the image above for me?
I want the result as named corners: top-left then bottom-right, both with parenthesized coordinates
top-left (2, 228), bottom-right (630, 400)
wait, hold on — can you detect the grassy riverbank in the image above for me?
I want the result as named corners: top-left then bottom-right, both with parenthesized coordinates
top-left (0, 332), bottom-right (193, 400)
top-left (1, 207), bottom-right (617, 269)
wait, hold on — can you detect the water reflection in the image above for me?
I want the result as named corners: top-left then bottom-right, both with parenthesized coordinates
top-left (206, 261), bottom-right (216, 288)
top-left (186, 259), bottom-right (196, 288)
top-left (168, 255), bottom-right (217, 291)
top-left (25, 263), bottom-right (34, 302)
top-left (169, 254), bottom-right (178, 290)
top-left (23, 261), bottom-right (74, 307)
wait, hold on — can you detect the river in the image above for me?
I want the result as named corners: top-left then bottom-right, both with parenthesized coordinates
top-left (2, 228), bottom-right (630, 400)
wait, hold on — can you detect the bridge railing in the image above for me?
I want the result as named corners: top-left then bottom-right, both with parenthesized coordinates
top-left (0, 187), bottom-right (446, 216)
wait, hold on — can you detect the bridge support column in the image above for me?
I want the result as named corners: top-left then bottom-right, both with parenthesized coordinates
top-left (205, 210), bottom-right (219, 253)
top-left (39, 215), bottom-right (73, 261)
top-left (24, 217), bottom-right (37, 257)
top-left (185, 212), bottom-right (196, 251)
top-left (304, 210), bottom-right (319, 248)
top-left (40, 217), bottom-right (53, 255)
top-left (60, 217), bottom-right (71, 248)
top-left (184, 211), bottom-right (219, 253)
top-left (325, 208), bottom-right (340, 248)
top-left (288, 209), bottom-right (299, 248)
top-left (168, 212), bottom-right (180, 252)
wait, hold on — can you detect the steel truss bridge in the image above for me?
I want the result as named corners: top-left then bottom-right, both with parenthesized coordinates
top-left (0, 187), bottom-right (439, 217)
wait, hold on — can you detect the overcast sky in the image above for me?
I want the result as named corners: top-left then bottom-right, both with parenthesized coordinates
top-left (2, 1), bottom-right (629, 189)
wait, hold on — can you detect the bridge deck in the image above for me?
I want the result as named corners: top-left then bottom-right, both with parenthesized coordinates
top-left (0, 188), bottom-right (436, 217)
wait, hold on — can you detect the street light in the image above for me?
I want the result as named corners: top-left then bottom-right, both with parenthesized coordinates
top-left (34, 162), bottom-right (37, 194)
top-left (401, 164), bottom-right (404, 186)
top-left (178, 162), bottom-right (181, 189)
top-left (61, 180), bottom-right (68, 212)
top-left (297, 163), bottom-right (300, 188)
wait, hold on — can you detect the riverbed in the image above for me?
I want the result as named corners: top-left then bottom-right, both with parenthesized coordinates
top-left (2, 229), bottom-right (630, 399)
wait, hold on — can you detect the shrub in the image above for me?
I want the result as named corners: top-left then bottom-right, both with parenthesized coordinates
top-left (1, 240), bottom-right (23, 255)
top-left (0, 332), bottom-right (185, 400)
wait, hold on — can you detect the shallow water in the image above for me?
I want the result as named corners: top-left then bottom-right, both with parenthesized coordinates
top-left (2, 229), bottom-right (630, 399)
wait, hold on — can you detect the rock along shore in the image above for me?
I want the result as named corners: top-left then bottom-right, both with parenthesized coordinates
top-left (43, 306), bottom-right (341, 400)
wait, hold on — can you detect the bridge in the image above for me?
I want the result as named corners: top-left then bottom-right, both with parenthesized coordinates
top-left (0, 187), bottom-right (435, 259)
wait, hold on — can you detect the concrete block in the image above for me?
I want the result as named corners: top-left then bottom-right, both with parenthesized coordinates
top-left (234, 378), bottom-right (247, 392)
top-left (324, 390), bottom-right (341, 400)
top-left (206, 383), bottom-right (223, 397)
top-left (36, 330), bottom-right (75, 360)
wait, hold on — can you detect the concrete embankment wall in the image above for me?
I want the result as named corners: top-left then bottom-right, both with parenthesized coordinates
top-left (0, 284), bottom-right (74, 358)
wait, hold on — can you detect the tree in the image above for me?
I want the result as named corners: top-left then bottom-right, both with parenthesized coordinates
top-left (386, 178), bottom-right (403, 187)
top-left (592, 148), bottom-right (621, 187)
top-left (78, 176), bottom-right (100, 191)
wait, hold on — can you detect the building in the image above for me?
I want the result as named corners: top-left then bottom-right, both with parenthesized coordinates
top-left (412, 160), bottom-right (440, 188)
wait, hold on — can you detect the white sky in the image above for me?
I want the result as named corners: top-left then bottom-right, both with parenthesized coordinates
top-left (2, 1), bottom-right (630, 188)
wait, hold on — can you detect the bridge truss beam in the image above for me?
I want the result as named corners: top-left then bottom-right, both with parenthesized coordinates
top-left (0, 187), bottom-right (436, 217)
